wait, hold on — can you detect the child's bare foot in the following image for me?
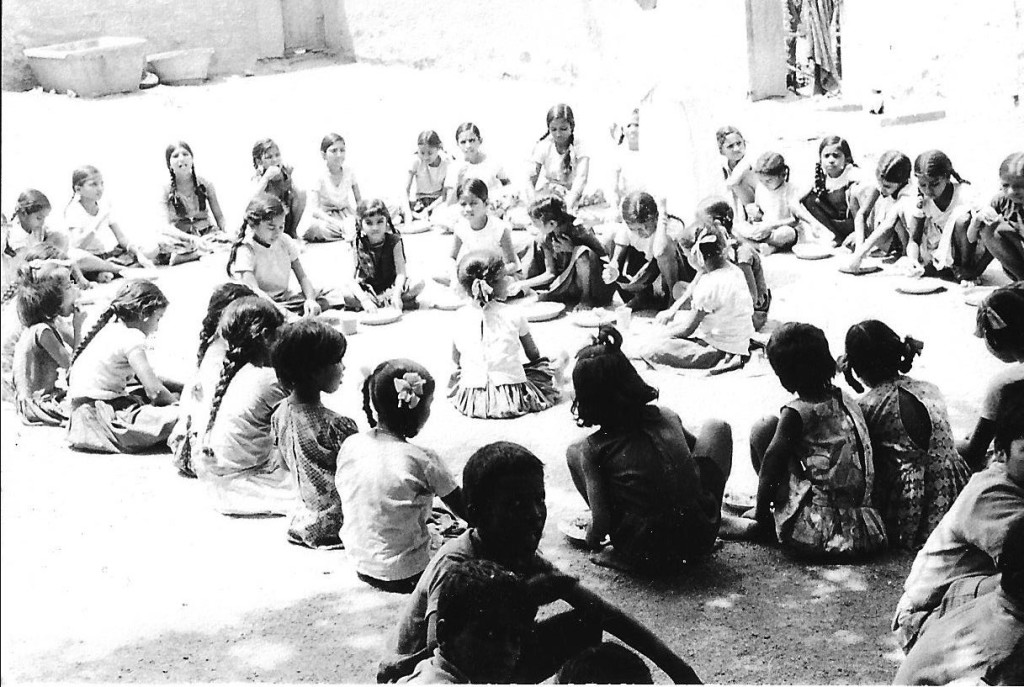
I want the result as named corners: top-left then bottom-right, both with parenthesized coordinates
top-left (589, 548), bottom-right (637, 573)
top-left (96, 271), bottom-right (115, 283)
top-left (759, 243), bottom-right (777, 257)
top-left (708, 353), bottom-right (746, 376)
top-left (718, 513), bottom-right (759, 540)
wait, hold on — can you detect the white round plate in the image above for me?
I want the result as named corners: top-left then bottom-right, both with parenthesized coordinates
top-left (432, 297), bottom-right (463, 311)
top-left (896, 279), bottom-right (946, 295)
top-left (359, 308), bottom-right (402, 325)
top-left (523, 301), bottom-right (566, 322)
top-left (792, 244), bottom-right (834, 260)
top-left (723, 491), bottom-right (756, 512)
top-left (558, 517), bottom-right (589, 544)
top-left (569, 308), bottom-right (616, 328)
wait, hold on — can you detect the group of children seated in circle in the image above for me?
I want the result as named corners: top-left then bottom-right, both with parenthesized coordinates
top-left (2, 100), bottom-right (1023, 683)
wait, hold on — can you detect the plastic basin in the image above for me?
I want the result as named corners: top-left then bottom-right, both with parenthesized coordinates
top-left (147, 48), bottom-right (215, 85)
top-left (24, 36), bottom-right (147, 97)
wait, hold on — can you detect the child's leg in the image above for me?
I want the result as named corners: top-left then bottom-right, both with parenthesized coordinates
top-left (574, 250), bottom-right (615, 309)
top-left (950, 220), bottom-right (993, 281)
top-left (768, 225), bottom-right (797, 250)
top-left (514, 612), bottom-right (603, 684)
top-left (567, 449), bottom-right (590, 503)
top-left (692, 419), bottom-right (733, 496)
top-left (73, 252), bottom-right (130, 278)
top-left (749, 415), bottom-right (778, 473)
top-left (981, 222), bottom-right (1024, 281)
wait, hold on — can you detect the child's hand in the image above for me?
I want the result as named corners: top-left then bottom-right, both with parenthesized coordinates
top-left (360, 295), bottom-right (378, 314)
top-left (600, 257), bottom-right (619, 284)
top-left (744, 203), bottom-right (763, 222)
top-left (151, 386), bottom-right (177, 406)
top-left (389, 291), bottom-right (403, 311)
top-left (134, 250), bottom-right (157, 270)
top-left (526, 570), bottom-right (578, 605)
top-left (976, 206), bottom-right (1001, 226)
top-left (747, 223), bottom-right (772, 242)
top-left (506, 280), bottom-right (523, 297)
top-left (263, 165), bottom-right (283, 181)
top-left (655, 309), bottom-right (676, 325)
top-left (303, 299), bottom-right (322, 317)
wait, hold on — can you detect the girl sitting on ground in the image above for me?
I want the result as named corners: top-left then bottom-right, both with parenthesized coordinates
top-left (959, 282), bottom-right (1024, 471)
top-left (404, 130), bottom-right (450, 225)
top-left (716, 125), bottom-right (758, 218)
top-left (169, 282), bottom-right (255, 477)
top-left (976, 152), bottom-right (1024, 282)
top-left (638, 222), bottom-right (753, 373)
top-left (742, 152), bottom-right (803, 253)
top-left (251, 138), bottom-right (305, 239)
top-left (906, 150), bottom-right (989, 282)
top-left (6, 190), bottom-right (89, 289)
top-left (303, 133), bottom-right (362, 242)
top-left (12, 263), bottom-right (83, 426)
top-left (842, 320), bottom-right (971, 549)
top-left (343, 199), bottom-right (425, 312)
top-left (513, 195), bottom-right (614, 310)
top-left (841, 151), bottom-right (916, 275)
top-left (527, 104), bottom-right (600, 214)
top-left (742, 322), bottom-right (888, 559)
top-left (567, 325), bottom-right (734, 573)
top-left (271, 318), bottom-right (358, 548)
top-left (449, 249), bottom-right (560, 419)
top-left (66, 280), bottom-right (179, 453)
top-left (64, 165), bottom-right (158, 280)
top-left (226, 193), bottom-right (343, 316)
top-left (336, 359), bottom-right (465, 593)
top-left (444, 123), bottom-right (512, 215)
top-left (600, 191), bottom-right (691, 311)
top-left (445, 179), bottom-right (518, 285)
top-left (163, 141), bottom-right (227, 251)
top-left (192, 296), bottom-right (295, 516)
top-left (799, 135), bottom-right (867, 245)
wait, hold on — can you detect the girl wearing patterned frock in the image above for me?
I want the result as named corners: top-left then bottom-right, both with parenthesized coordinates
top-left (744, 322), bottom-right (887, 559)
top-left (842, 320), bottom-right (971, 549)
top-left (271, 319), bottom-right (357, 548)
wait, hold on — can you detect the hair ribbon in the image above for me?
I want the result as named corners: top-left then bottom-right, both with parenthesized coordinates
top-left (394, 372), bottom-right (425, 409)
top-left (471, 278), bottom-right (493, 304)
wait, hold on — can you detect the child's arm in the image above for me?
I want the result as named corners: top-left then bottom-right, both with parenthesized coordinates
top-left (126, 347), bottom-right (175, 405)
top-left (350, 178), bottom-right (362, 207)
top-left (440, 487), bottom-right (467, 522)
top-left (664, 308), bottom-right (705, 339)
top-left (519, 332), bottom-right (542, 362)
top-left (655, 273), bottom-right (700, 324)
top-left (601, 244), bottom-right (627, 284)
top-left (851, 185), bottom-right (880, 247)
top-left (564, 157), bottom-right (591, 211)
top-left (290, 258), bottom-right (322, 316)
top-left (753, 408), bottom-right (802, 523)
top-left (498, 227), bottom-right (520, 274)
top-left (511, 244), bottom-right (557, 293)
top-left (253, 166), bottom-right (283, 195)
top-left (232, 258), bottom-right (292, 317)
top-left (565, 442), bottom-right (613, 549)
top-left (38, 325), bottom-right (73, 370)
top-left (404, 168), bottom-right (418, 219)
top-left (107, 219), bottom-right (156, 268)
top-left (389, 240), bottom-right (409, 310)
top-left (205, 180), bottom-right (227, 232)
top-left (559, 583), bottom-right (701, 683)
top-left (959, 417), bottom-right (996, 472)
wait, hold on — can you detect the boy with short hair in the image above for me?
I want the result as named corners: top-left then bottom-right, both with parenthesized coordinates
top-left (378, 441), bottom-right (699, 684)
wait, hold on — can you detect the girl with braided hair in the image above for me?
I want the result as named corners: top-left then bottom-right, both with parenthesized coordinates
top-left (168, 283), bottom-right (255, 477)
top-left (842, 320), bottom-right (970, 549)
top-left (449, 249), bottom-right (560, 419)
top-left (190, 296), bottom-right (294, 515)
top-left (527, 104), bottom-right (592, 213)
top-left (336, 359), bottom-right (464, 592)
top-left (66, 279), bottom-right (178, 453)
top-left (5, 190), bottom-right (90, 289)
top-left (161, 142), bottom-right (228, 262)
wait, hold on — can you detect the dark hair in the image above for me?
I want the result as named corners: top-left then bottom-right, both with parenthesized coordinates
top-left (13, 189), bottom-right (51, 220)
top-left (68, 165), bottom-right (101, 211)
top-left (556, 643), bottom-right (654, 685)
top-left (842, 320), bottom-right (923, 392)
top-left (435, 559), bottom-right (534, 648)
top-left (271, 318), bottom-right (347, 393)
top-left (353, 198), bottom-right (402, 281)
top-left (998, 516), bottom-right (1024, 603)
top-left (196, 283), bottom-right (256, 366)
top-left (994, 381), bottom-right (1024, 456)
top-left (226, 193), bottom-right (287, 277)
top-left (361, 359), bottom-right (435, 438)
top-left (456, 249), bottom-right (506, 305)
top-left (417, 130), bottom-right (443, 149)
top-left (164, 141), bottom-right (208, 215)
top-left (767, 322), bottom-right (836, 396)
top-left (457, 177), bottom-right (489, 204)
top-left (914, 149), bottom-right (969, 185)
top-left (1, 243), bottom-right (70, 304)
top-left (876, 150), bottom-right (912, 186)
top-left (692, 220), bottom-right (728, 267)
top-left (695, 196), bottom-right (735, 232)
top-left (203, 297), bottom-right (284, 446)
top-left (620, 191), bottom-right (658, 225)
top-left (998, 152), bottom-right (1024, 181)
top-left (71, 280), bottom-right (168, 364)
top-left (528, 194), bottom-right (575, 226)
top-left (455, 122), bottom-right (481, 143)
top-left (463, 441), bottom-right (544, 524)
top-left (715, 125), bottom-right (744, 154)
top-left (541, 104), bottom-right (576, 178)
top-left (572, 326), bottom-right (658, 428)
top-left (16, 274), bottom-right (66, 327)
top-left (320, 133), bottom-right (345, 155)
top-left (251, 138), bottom-right (279, 170)
top-left (976, 282), bottom-right (1024, 356)
top-left (813, 136), bottom-right (855, 195)
top-left (754, 151), bottom-right (789, 179)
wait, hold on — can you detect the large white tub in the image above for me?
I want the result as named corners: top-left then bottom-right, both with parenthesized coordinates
top-left (24, 36), bottom-right (148, 97)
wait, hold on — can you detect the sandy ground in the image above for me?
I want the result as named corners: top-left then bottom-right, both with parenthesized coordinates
top-left (1, 57), bottom-right (1022, 684)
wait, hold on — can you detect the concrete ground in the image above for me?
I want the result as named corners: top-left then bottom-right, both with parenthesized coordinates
top-left (1, 57), bottom-right (1021, 683)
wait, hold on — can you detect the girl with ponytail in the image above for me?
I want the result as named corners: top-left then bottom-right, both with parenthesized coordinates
top-left (168, 282), bottom-right (255, 477)
top-left (907, 149), bottom-right (990, 282)
top-left (842, 319), bottom-right (970, 548)
top-left (799, 135), bottom-right (866, 244)
top-left (567, 325), bottom-right (735, 572)
top-left (336, 358), bottom-right (464, 592)
top-left (66, 279), bottom-right (179, 453)
top-left (190, 296), bottom-right (295, 515)
top-left (449, 249), bottom-right (560, 419)
top-left (527, 104), bottom-right (592, 212)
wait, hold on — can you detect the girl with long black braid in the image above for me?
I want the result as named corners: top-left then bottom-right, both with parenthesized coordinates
top-left (66, 279), bottom-right (179, 453)
top-left (161, 142), bottom-right (228, 264)
top-left (190, 296), bottom-right (295, 516)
